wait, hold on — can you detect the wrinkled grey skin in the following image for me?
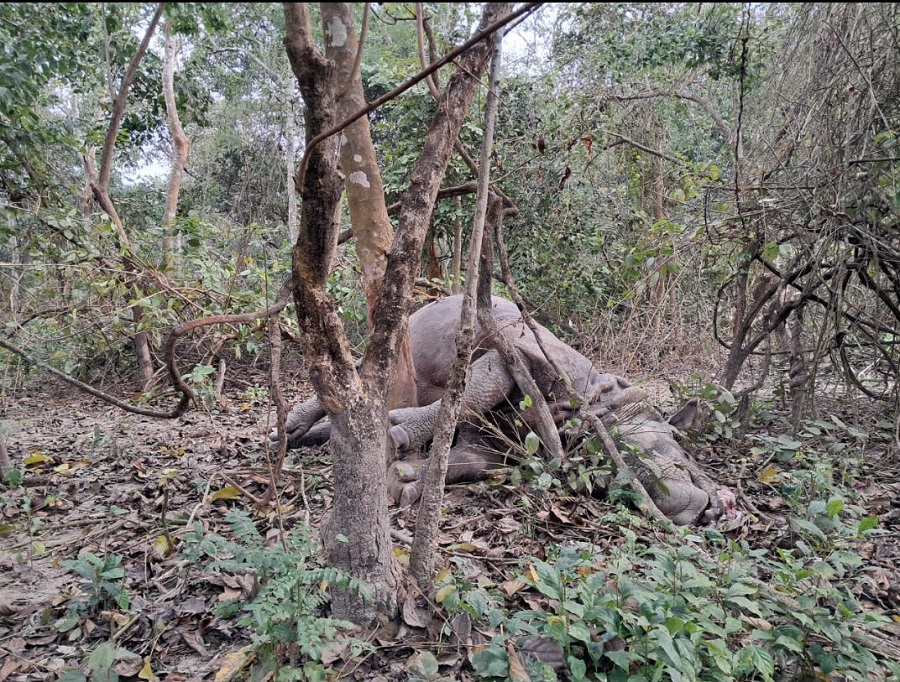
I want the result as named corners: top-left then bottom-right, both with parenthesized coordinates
top-left (276, 295), bottom-right (736, 525)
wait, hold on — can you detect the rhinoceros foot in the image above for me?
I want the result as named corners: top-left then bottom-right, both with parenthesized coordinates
top-left (389, 459), bottom-right (424, 508)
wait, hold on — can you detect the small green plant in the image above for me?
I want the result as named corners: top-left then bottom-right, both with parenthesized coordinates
top-left (57, 551), bottom-right (130, 639)
top-left (180, 509), bottom-right (372, 681)
top-left (750, 414), bottom-right (881, 561)
top-left (0, 492), bottom-right (45, 566)
top-left (242, 383), bottom-right (269, 405)
top-left (181, 363), bottom-right (219, 409)
top-left (670, 374), bottom-right (740, 441)
top-left (478, 397), bottom-right (615, 498)
top-left (752, 415), bottom-right (870, 507)
top-left (57, 641), bottom-right (146, 682)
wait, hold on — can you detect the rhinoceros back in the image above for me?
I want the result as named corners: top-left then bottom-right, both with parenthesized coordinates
top-left (408, 295), bottom-right (599, 403)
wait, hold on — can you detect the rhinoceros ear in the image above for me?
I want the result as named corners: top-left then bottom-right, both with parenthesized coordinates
top-left (667, 397), bottom-right (702, 431)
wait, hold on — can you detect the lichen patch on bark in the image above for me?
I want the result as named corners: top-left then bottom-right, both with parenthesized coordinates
top-left (325, 16), bottom-right (348, 47)
top-left (349, 170), bottom-right (371, 188)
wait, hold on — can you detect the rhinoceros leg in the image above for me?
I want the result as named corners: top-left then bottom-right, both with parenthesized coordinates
top-left (268, 396), bottom-right (327, 448)
top-left (660, 400), bottom-right (730, 523)
top-left (389, 349), bottom-right (517, 455)
top-left (638, 454), bottom-right (712, 526)
top-left (388, 424), bottom-right (508, 506)
top-left (614, 405), bottom-right (725, 525)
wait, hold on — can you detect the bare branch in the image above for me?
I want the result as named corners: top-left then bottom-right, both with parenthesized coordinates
top-left (0, 335), bottom-right (189, 419)
top-left (296, 2), bottom-right (542, 188)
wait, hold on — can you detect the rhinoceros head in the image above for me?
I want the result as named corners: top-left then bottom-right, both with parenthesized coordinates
top-left (611, 397), bottom-right (735, 525)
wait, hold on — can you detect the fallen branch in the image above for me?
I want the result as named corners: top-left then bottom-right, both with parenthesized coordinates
top-left (0, 335), bottom-right (190, 419)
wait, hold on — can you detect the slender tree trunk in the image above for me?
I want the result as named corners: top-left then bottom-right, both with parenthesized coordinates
top-left (720, 269), bottom-right (750, 389)
top-left (86, 3), bottom-right (164, 390)
top-left (451, 200), bottom-right (463, 294)
top-left (8, 231), bottom-right (20, 316)
top-left (323, 3), bottom-right (418, 410)
top-left (285, 81), bottom-right (299, 245)
top-left (0, 430), bottom-right (10, 483)
top-left (162, 19), bottom-right (190, 273)
top-left (409, 25), bottom-right (505, 585)
top-left (647, 112), bottom-right (672, 333)
top-left (424, 223), bottom-right (443, 282)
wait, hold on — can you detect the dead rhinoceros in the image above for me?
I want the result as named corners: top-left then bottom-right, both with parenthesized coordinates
top-left (277, 295), bottom-right (736, 526)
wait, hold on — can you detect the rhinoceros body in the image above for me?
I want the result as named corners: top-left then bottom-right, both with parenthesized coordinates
top-left (280, 295), bottom-right (734, 525)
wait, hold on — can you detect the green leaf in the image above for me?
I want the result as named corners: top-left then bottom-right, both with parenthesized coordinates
top-left (655, 628), bottom-right (681, 666)
top-left (409, 651), bottom-right (439, 678)
top-left (567, 620), bottom-right (592, 643)
top-left (825, 498), bottom-right (844, 518)
top-left (724, 582), bottom-right (757, 597)
top-left (761, 241), bottom-right (780, 261)
top-left (665, 616), bottom-right (687, 634)
top-left (471, 644), bottom-right (508, 677)
top-left (738, 644), bottom-right (774, 681)
top-left (567, 655), bottom-right (587, 681)
top-left (789, 517), bottom-right (827, 542)
top-left (524, 431), bottom-right (540, 455)
top-left (773, 634), bottom-right (803, 653)
top-left (726, 595), bottom-right (765, 617)
top-left (857, 516), bottom-right (878, 534)
top-left (87, 641), bottom-right (117, 677)
top-left (604, 649), bottom-right (632, 670)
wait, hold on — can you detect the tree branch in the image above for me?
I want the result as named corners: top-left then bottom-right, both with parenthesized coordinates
top-left (296, 2), bottom-right (542, 188)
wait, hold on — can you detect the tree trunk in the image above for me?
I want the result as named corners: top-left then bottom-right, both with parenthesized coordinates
top-left (284, 2), bottom-right (397, 626)
top-left (424, 223), bottom-right (444, 282)
top-left (0, 430), bottom-right (10, 483)
top-left (162, 19), bottom-right (190, 273)
top-left (322, 3), bottom-right (417, 410)
top-left (451, 200), bottom-right (463, 294)
top-left (284, 1), bottom-right (514, 626)
top-left (409, 26), bottom-right (504, 585)
top-left (85, 4), bottom-right (165, 391)
top-left (284, 81), bottom-right (299, 244)
top-left (647, 111), bottom-right (672, 333)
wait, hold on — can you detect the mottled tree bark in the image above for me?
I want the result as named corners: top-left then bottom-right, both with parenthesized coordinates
top-left (161, 19), bottom-right (190, 272)
top-left (321, 3), bottom-right (418, 410)
top-left (284, 3), bottom-right (396, 626)
top-left (409, 24), bottom-right (506, 586)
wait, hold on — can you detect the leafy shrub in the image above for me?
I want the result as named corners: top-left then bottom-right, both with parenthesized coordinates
top-left (445, 530), bottom-right (895, 681)
top-left (56, 551), bottom-right (131, 639)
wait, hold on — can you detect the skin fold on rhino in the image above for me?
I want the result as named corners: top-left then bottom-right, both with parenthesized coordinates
top-left (275, 295), bottom-right (737, 526)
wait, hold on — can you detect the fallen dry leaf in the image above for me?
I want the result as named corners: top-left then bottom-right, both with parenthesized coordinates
top-left (214, 647), bottom-right (255, 682)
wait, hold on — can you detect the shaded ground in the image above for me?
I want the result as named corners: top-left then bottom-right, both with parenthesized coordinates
top-left (1, 370), bottom-right (899, 680)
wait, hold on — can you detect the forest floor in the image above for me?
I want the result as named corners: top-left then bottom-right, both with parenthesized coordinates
top-left (1, 366), bottom-right (899, 681)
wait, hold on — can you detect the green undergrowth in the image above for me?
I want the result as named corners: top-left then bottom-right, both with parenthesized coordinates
top-left (430, 400), bottom-right (896, 681)
top-left (159, 404), bottom-right (895, 682)
top-left (436, 519), bottom-right (895, 682)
